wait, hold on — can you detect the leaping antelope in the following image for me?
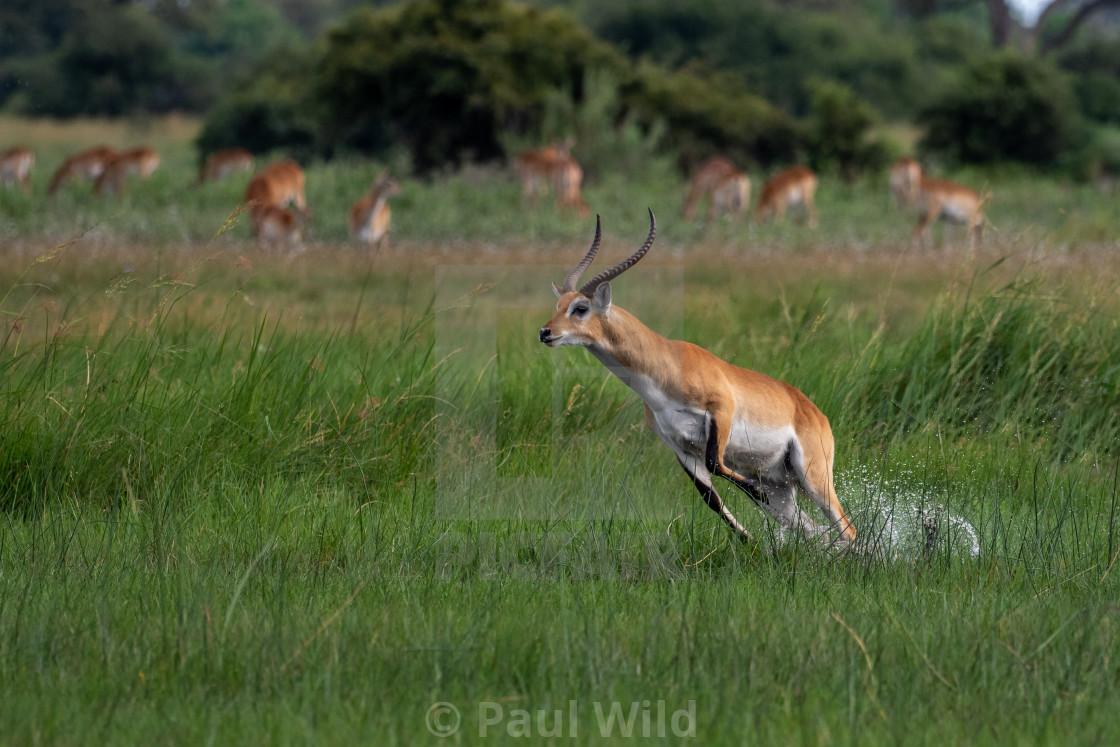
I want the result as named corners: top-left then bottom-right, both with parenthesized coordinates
top-left (540, 212), bottom-right (857, 547)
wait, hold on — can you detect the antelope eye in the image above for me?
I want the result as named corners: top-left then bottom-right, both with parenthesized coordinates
top-left (571, 303), bottom-right (589, 318)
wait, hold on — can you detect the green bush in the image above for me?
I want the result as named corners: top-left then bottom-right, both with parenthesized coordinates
top-left (804, 80), bottom-right (889, 180)
top-left (316, 0), bottom-right (628, 172)
top-left (1059, 38), bottom-right (1120, 125)
top-left (918, 52), bottom-right (1081, 168)
top-left (624, 64), bottom-right (800, 170)
top-left (194, 44), bottom-right (323, 160)
top-left (589, 0), bottom-right (932, 121)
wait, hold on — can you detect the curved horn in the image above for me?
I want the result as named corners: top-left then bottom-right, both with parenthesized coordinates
top-left (562, 214), bottom-right (602, 293)
top-left (579, 208), bottom-right (655, 297)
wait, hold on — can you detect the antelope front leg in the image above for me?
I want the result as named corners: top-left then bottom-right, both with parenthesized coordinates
top-left (676, 456), bottom-right (754, 543)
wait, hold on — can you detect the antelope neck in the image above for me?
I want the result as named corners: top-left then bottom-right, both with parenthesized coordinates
top-left (586, 306), bottom-right (680, 387)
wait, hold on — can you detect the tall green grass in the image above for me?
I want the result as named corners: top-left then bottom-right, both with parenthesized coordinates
top-left (1, 229), bottom-right (1118, 743)
top-left (2, 119), bottom-right (1120, 743)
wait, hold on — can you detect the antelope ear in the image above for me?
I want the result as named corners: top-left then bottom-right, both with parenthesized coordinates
top-left (552, 282), bottom-right (563, 299)
top-left (592, 282), bottom-right (611, 314)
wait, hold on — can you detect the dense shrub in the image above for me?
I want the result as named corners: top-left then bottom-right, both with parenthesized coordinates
top-left (624, 64), bottom-right (800, 170)
top-left (918, 52), bottom-right (1081, 167)
top-left (195, 44), bottom-right (323, 159)
top-left (207, 0), bottom-right (798, 173)
top-left (588, 0), bottom-right (926, 120)
top-left (316, 0), bottom-right (628, 172)
top-left (1059, 39), bottom-right (1120, 125)
top-left (804, 80), bottom-right (890, 180)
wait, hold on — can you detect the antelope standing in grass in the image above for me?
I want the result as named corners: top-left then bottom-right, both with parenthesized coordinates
top-left (196, 148), bottom-right (254, 186)
top-left (755, 165), bottom-right (818, 228)
top-left (539, 212), bottom-right (856, 547)
top-left (94, 147), bottom-right (161, 195)
top-left (515, 141), bottom-right (589, 217)
top-left (254, 203), bottom-right (310, 247)
top-left (889, 157), bottom-right (922, 208)
top-left (683, 156), bottom-right (751, 222)
top-left (0, 147), bottom-right (34, 192)
top-left (552, 155), bottom-right (590, 218)
top-left (912, 176), bottom-right (985, 250)
top-left (515, 141), bottom-right (569, 206)
top-left (348, 171), bottom-right (401, 249)
top-left (244, 159), bottom-right (308, 244)
top-left (47, 146), bottom-right (117, 195)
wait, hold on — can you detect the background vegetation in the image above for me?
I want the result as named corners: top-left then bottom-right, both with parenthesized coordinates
top-left (2, 128), bottom-right (1120, 742)
top-left (9, 0), bottom-right (1120, 176)
top-left (4, 0), bottom-right (1120, 743)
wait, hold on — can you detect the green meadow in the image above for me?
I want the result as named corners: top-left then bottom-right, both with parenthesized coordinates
top-left (2, 117), bottom-right (1120, 744)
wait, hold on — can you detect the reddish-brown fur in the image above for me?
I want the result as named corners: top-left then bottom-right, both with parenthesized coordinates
top-left (348, 172), bottom-right (401, 249)
top-left (47, 146), bottom-right (117, 195)
top-left (514, 142), bottom-right (589, 217)
top-left (0, 147), bottom-right (34, 192)
top-left (912, 176), bottom-right (984, 249)
top-left (197, 148), bottom-right (254, 186)
top-left (683, 157), bottom-right (750, 222)
top-left (540, 215), bottom-right (856, 546)
top-left (244, 159), bottom-right (308, 241)
top-left (94, 147), bottom-right (161, 195)
top-left (889, 156), bottom-right (922, 208)
top-left (755, 165), bottom-right (818, 227)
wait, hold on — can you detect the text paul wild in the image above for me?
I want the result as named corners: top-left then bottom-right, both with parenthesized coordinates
top-left (477, 699), bottom-right (696, 738)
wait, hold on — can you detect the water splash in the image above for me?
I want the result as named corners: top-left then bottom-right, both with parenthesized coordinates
top-left (838, 464), bottom-right (980, 560)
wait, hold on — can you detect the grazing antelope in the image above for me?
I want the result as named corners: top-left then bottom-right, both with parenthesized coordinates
top-left (515, 141), bottom-right (570, 206)
top-left (47, 146), bottom-right (117, 195)
top-left (94, 147), bottom-right (161, 195)
top-left (683, 157), bottom-right (751, 222)
top-left (552, 155), bottom-right (590, 218)
top-left (889, 157), bottom-right (922, 209)
top-left (196, 147), bottom-right (254, 186)
top-left (244, 159), bottom-right (308, 242)
top-left (255, 203), bottom-right (310, 247)
top-left (540, 212), bottom-right (857, 547)
top-left (348, 171), bottom-right (401, 249)
top-left (912, 177), bottom-right (985, 250)
top-left (514, 142), bottom-right (589, 217)
top-left (0, 147), bottom-right (34, 192)
top-left (755, 165), bottom-right (818, 228)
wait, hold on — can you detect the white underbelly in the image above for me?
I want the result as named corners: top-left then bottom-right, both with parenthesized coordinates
top-left (940, 202), bottom-right (972, 224)
top-left (724, 421), bottom-right (795, 476)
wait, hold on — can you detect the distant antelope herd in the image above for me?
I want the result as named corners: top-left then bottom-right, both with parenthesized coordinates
top-left (3, 139), bottom-right (987, 250)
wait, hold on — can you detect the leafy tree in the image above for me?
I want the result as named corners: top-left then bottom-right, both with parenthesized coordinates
top-left (804, 80), bottom-right (889, 180)
top-left (587, 0), bottom-right (925, 120)
top-left (918, 52), bottom-right (1081, 166)
top-left (309, 0), bottom-right (796, 172)
top-left (316, 0), bottom-right (628, 171)
top-left (18, 4), bottom-right (180, 116)
top-left (195, 44), bottom-right (322, 158)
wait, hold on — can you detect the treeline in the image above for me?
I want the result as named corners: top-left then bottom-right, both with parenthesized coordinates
top-left (4, 0), bottom-right (1120, 176)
